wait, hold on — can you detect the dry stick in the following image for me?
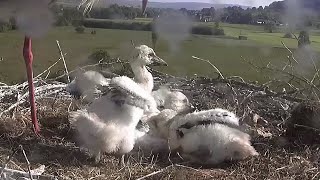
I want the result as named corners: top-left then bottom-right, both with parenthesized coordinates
top-left (192, 56), bottom-right (238, 96)
top-left (238, 57), bottom-right (307, 101)
top-left (0, 147), bottom-right (19, 177)
top-left (293, 124), bottom-right (320, 132)
top-left (0, 82), bottom-right (7, 86)
top-left (286, 33), bottom-right (320, 97)
top-left (19, 145), bottom-right (33, 180)
top-left (1, 168), bottom-right (57, 180)
top-left (136, 164), bottom-right (173, 180)
top-left (174, 164), bottom-right (216, 178)
top-left (56, 40), bottom-right (70, 83)
top-left (308, 57), bottom-right (320, 100)
top-left (240, 56), bottom-right (319, 91)
top-left (45, 70), bottom-right (51, 79)
top-left (228, 76), bottom-right (246, 83)
top-left (281, 41), bottom-right (299, 64)
top-left (311, 172), bottom-right (320, 180)
top-left (192, 56), bottom-right (224, 79)
top-left (0, 84), bottom-right (66, 116)
top-left (35, 53), bottom-right (67, 79)
top-left (290, 32), bottom-right (299, 42)
top-left (148, 67), bottom-right (186, 80)
top-left (50, 61), bottom-right (119, 81)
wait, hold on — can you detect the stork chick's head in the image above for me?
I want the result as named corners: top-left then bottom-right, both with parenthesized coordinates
top-left (164, 91), bottom-right (193, 114)
top-left (131, 45), bottom-right (167, 66)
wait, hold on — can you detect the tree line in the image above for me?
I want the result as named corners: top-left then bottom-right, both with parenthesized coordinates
top-left (1, 0), bottom-right (319, 35)
top-left (49, 0), bottom-right (320, 28)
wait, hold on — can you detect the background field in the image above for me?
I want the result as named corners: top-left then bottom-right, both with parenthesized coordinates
top-left (1, 20), bottom-right (320, 84)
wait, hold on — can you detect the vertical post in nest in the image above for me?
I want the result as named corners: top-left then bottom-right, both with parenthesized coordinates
top-left (151, 17), bottom-right (158, 50)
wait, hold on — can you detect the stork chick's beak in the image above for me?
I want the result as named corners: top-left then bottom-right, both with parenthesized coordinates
top-left (150, 55), bottom-right (168, 66)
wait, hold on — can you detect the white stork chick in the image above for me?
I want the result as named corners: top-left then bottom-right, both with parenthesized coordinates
top-left (70, 76), bottom-right (160, 165)
top-left (167, 108), bottom-right (258, 165)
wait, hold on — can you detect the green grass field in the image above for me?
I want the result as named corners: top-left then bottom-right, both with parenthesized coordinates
top-left (0, 21), bottom-right (319, 84)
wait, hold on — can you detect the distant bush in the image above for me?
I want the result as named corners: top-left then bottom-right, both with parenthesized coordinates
top-left (264, 22), bottom-right (276, 33)
top-left (87, 49), bottom-right (133, 76)
top-left (191, 25), bottom-right (225, 36)
top-left (9, 17), bottom-right (16, 30)
top-left (75, 26), bottom-right (85, 33)
top-left (213, 28), bottom-right (225, 36)
top-left (238, 35), bottom-right (248, 40)
top-left (91, 30), bottom-right (97, 34)
top-left (283, 32), bottom-right (292, 38)
top-left (72, 19), bottom-right (84, 27)
top-left (55, 16), bottom-right (69, 26)
top-left (0, 21), bottom-right (12, 32)
top-left (88, 49), bottom-right (111, 64)
top-left (191, 25), bottom-right (212, 35)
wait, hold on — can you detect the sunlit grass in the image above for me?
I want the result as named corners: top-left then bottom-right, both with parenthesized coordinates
top-left (0, 24), bottom-right (319, 84)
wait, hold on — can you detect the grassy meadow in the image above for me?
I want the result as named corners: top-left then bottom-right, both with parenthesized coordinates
top-left (1, 20), bottom-right (320, 84)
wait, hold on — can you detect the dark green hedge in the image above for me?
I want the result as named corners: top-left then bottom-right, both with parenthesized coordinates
top-left (191, 25), bottom-right (225, 35)
top-left (82, 19), bottom-right (225, 36)
top-left (83, 19), bottom-right (152, 31)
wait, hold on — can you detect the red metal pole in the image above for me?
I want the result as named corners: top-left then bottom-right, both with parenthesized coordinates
top-left (23, 36), bottom-right (40, 135)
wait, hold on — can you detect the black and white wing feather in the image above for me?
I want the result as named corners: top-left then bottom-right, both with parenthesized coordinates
top-left (168, 108), bottom-right (241, 141)
top-left (107, 76), bottom-right (157, 110)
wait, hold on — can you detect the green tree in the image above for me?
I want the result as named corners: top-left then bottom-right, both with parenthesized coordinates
top-left (264, 21), bottom-right (276, 33)
top-left (298, 30), bottom-right (311, 48)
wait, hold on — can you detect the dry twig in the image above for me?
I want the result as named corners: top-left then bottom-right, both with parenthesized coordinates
top-left (56, 40), bottom-right (70, 83)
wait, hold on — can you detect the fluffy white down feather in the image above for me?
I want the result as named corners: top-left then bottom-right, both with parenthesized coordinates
top-left (87, 76), bottom-right (159, 125)
top-left (69, 110), bottom-right (135, 162)
top-left (147, 109), bottom-right (179, 139)
top-left (151, 86), bottom-right (171, 107)
top-left (134, 134), bottom-right (169, 154)
top-left (66, 70), bottom-right (111, 102)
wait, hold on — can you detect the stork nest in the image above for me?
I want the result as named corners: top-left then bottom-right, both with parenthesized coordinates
top-left (0, 70), bottom-right (319, 180)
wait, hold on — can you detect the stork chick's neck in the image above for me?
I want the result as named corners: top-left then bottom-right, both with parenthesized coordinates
top-left (130, 61), bottom-right (153, 93)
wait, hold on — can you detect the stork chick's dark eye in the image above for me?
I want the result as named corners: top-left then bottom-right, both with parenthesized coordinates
top-left (148, 53), bottom-right (155, 57)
